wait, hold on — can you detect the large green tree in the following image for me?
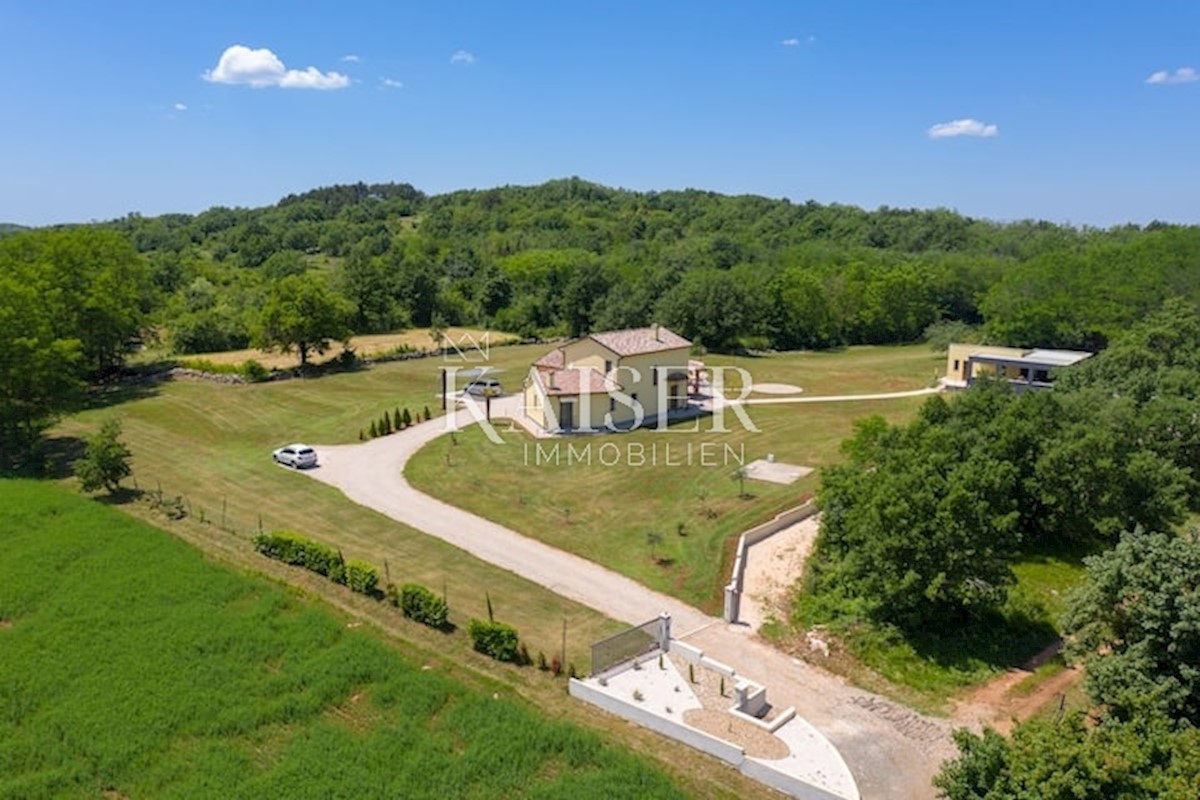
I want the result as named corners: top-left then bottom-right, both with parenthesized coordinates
top-left (0, 275), bottom-right (83, 471)
top-left (935, 712), bottom-right (1200, 800)
top-left (1, 228), bottom-right (152, 373)
top-left (1062, 530), bottom-right (1200, 725)
top-left (255, 275), bottom-right (352, 366)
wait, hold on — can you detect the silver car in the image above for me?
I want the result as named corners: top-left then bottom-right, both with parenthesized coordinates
top-left (273, 443), bottom-right (318, 469)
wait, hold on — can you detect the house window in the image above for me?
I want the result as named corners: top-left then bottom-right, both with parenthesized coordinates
top-left (609, 397), bottom-right (615, 413)
top-left (652, 366), bottom-right (658, 386)
top-left (604, 359), bottom-right (612, 375)
top-left (953, 359), bottom-right (960, 372)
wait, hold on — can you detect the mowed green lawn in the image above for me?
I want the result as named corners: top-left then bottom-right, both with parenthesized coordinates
top-left (0, 481), bottom-right (688, 800)
top-left (706, 344), bottom-right (944, 397)
top-left (54, 343), bottom-right (623, 670)
top-left (408, 345), bottom-right (939, 610)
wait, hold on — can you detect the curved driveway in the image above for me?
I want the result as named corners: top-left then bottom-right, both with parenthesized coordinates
top-left (302, 395), bottom-right (954, 800)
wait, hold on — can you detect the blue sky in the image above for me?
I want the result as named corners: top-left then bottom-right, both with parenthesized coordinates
top-left (2, 1), bottom-right (1198, 227)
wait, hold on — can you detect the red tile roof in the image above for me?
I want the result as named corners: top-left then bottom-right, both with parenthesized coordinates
top-left (588, 326), bottom-right (691, 357)
top-left (536, 366), bottom-right (621, 396)
top-left (534, 348), bottom-right (565, 369)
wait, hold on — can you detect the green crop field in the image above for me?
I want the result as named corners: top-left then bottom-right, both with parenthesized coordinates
top-left (407, 345), bottom-right (938, 609)
top-left (0, 480), bottom-right (696, 800)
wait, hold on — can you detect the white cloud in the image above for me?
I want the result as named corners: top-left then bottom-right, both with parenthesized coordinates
top-left (380, 77), bottom-right (403, 89)
top-left (927, 118), bottom-right (999, 139)
top-left (203, 45), bottom-right (350, 90)
top-left (173, 102), bottom-right (188, 112)
top-left (450, 49), bottom-right (476, 65)
top-left (341, 54), bottom-right (361, 63)
top-left (1146, 67), bottom-right (1198, 85)
top-left (781, 38), bottom-right (800, 46)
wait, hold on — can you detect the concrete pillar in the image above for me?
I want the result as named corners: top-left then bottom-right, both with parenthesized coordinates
top-left (658, 612), bottom-right (672, 650)
top-left (723, 583), bottom-right (740, 623)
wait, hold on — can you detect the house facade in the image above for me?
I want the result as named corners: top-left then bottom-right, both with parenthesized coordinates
top-left (523, 325), bottom-right (693, 432)
top-left (945, 343), bottom-right (1093, 390)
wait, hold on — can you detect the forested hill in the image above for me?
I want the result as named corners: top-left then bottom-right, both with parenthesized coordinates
top-left (0, 223), bottom-right (28, 236)
top-left (31, 178), bottom-right (1200, 355)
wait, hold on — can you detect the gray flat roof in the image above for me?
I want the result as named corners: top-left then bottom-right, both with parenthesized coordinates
top-left (970, 349), bottom-right (1092, 368)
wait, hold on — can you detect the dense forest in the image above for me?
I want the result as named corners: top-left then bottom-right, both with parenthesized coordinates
top-left (21, 177), bottom-right (1200, 355)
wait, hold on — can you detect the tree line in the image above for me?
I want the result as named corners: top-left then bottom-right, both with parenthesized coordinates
top-left (83, 177), bottom-right (1200, 355)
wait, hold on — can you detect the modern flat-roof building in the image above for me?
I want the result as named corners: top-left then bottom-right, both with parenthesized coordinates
top-left (944, 343), bottom-right (1093, 391)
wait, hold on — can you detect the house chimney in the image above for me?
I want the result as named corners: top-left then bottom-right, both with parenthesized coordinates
top-left (652, 323), bottom-right (661, 341)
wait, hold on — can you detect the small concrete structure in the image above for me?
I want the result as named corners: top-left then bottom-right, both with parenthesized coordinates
top-left (744, 458), bottom-right (813, 485)
top-left (945, 343), bottom-right (1093, 391)
top-left (571, 619), bottom-right (858, 800)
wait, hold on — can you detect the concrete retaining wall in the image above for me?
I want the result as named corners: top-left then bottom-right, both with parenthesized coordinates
top-left (668, 640), bottom-right (704, 664)
top-left (571, 676), bottom-right (848, 800)
top-left (740, 758), bottom-right (848, 800)
top-left (569, 679), bottom-right (744, 764)
top-left (724, 501), bottom-right (818, 623)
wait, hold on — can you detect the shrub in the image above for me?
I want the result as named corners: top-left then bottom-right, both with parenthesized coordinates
top-left (400, 583), bottom-right (449, 629)
top-left (344, 560), bottom-right (379, 595)
top-left (253, 531), bottom-right (343, 578)
top-left (401, 407), bottom-right (412, 427)
top-left (518, 643), bottom-right (531, 666)
top-left (537, 651), bottom-right (549, 671)
top-left (468, 619), bottom-right (520, 663)
top-left (368, 420), bottom-right (378, 438)
top-left (551, 655), bottom-right (562, 677)
top-left (423, 405), bottom-right (432, 422)
top-left (240, 359), bottom-right (269, 382)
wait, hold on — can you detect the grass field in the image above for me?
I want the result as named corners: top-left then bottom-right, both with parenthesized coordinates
top-left (0, 480), bottom-right (693, 800)
top-left (706, 345), bottom-right (943, 397)
top-left (53, 343), bottom-right (624, 674)
top-left (169, 327), bottom-right (519, 370)
top-left (407, 345), bottom-right (939, 610)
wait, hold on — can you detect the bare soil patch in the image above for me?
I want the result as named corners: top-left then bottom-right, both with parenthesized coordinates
top-left (0, 619), bottom-right (12, 629)
top-left (683, 709), bottom-right (790, 759)
top-left (739, 517), bottom-right (820, 630)
top-left (951, 640), bottom-right (1084, 732)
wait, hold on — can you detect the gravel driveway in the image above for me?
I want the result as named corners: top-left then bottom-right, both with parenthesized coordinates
top-left (301, 397), bottom-right (956, 799)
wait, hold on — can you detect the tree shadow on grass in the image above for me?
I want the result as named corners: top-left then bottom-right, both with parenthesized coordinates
top-left (899, 609), bottom-right (1059, 674)
top-left (32, 435), bottom-right (87, 479)
top-left (92, 486), bottom-right (145, 507)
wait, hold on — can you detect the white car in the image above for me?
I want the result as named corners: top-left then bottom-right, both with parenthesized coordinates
top-left (273, 443), bottom-right (318, 469)
top-left (464, 378), bottom-right (503, 397)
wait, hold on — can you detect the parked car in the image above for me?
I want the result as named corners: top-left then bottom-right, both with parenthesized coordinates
top-left (273, 443), bottom-right (318, 469)
top-left (464, 378), bottom-right (503, 397)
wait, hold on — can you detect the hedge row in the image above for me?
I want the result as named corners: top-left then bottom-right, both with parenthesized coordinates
top-left (394, 582), bottom-right (449, 629)
top-left (253, 532), bottom-right (378, 596)
top-left (255, 535), bottom-right (559, 672)
top-left (468, 619), bottom-right (521, 663)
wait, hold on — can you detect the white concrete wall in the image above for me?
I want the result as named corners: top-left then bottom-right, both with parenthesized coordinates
top-left (569, 679), bottom-right (745, 765)
top-left (724, 501), bottom-right (818, 623)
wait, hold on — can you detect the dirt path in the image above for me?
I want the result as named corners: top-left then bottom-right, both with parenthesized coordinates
top-left (951, 641), bottom-right (1084, 733)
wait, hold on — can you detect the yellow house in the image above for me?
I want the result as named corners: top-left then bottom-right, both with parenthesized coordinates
top-left (523, 325), bottom-right (693, 432)
top-left (945, 343), bottom-right (1092, 390)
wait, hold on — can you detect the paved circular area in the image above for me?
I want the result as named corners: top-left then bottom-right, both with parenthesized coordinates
top-left (751, 382), bottom-right (804, 394)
